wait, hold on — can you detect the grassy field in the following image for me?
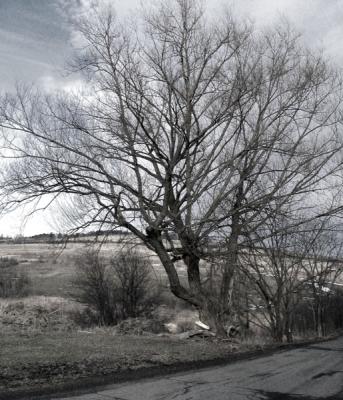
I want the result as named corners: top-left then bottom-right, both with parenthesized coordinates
top-left (0, 240), bottom-right (175, 297)
top-left (0, 242), bottom-right (85, 297)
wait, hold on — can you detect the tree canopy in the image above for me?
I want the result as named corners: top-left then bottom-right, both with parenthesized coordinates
top-left (1, 0), bottom-right (343, 334)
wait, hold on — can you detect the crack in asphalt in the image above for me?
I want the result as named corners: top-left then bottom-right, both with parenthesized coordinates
top-left (312, 370), bottom-right (343, 380)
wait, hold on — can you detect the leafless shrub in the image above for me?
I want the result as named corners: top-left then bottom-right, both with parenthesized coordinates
top-left (0, 257), bottom-right (19, 268)
top-left (69, 305), bottom-right (99, 328)
top-left (110, 250), bottom-right (160, 320)
top-left (293, 289), bottom-right (343, 337)
top-left (73, 250), bottom-right (118, 325)
top-left (0, 258), bottom-right (30, 298)
top-left (73, 249), bottom-right (159, 326)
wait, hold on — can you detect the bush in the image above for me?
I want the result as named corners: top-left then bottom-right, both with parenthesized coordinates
top-left (292, 290), bottom-right (343, 337)
top-left (327, 291), bottom-right (343, 330)
top-left (110, 250), bottom-right (159, 320)
top-left (73, 250), bottom-right (118, 325)
top-left (69, 305), bottom-right (99, 328)
top-left (73, 248), bottom-right (159, 326)
top-left (0, 258), bottom-right (30, 298)
top-left (0, 257), bottom-right (19, 268)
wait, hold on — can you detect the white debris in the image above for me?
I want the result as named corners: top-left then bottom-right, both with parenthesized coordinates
top-left (164, 322), bottom-right (179, 334)
top-left (195, 320), bottom-right (210, 330)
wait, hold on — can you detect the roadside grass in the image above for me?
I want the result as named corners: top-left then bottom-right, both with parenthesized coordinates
top-left (0, 330), bottom-right (242, 392)
top-left (0, 295), bottom-right (244, 393)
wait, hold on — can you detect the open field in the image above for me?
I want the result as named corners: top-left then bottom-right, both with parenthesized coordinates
top-left (0, 240), bottom-right (176, 297)
top-left (0, 242), bottom-right (88, 297)
top-left (1, 240), bottom-right (342, 298)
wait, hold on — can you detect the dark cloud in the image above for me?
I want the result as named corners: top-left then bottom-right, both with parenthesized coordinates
top-left (0, 0), bottom-right (70, 90)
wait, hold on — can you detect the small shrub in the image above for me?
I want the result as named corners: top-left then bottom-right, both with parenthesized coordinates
top-left (69, 306), bottom-right (99, 328)
top-left (72, 248), bottom-right (159, 326)
top-left (0, 258), bottom-right (30, 298)
top-left (73, 250), bottom-right (118, 325)
top-left (110, 250), bottom-right (160, 320)
top-left (292, 290), bottom-right (343, 337)
top-left (0, 257), bottom-right (19, 268)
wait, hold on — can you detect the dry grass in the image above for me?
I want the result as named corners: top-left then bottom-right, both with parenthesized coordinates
top-left (0, 296), bottom-right (85, 333)
top-left (0, 329), bottom-right (243, 391)
top-left (239, 333), bottom-right (271, 347)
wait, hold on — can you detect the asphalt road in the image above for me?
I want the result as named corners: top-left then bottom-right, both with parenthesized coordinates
top-left (57, 337), bottom-right (343, 400)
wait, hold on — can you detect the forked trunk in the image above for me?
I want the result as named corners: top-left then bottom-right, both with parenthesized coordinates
top-left (150, 235), bottom-right (229, 337)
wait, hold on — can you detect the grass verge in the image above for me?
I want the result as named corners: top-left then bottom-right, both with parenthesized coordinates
top-left (0, 330), bottom-right (242, 396)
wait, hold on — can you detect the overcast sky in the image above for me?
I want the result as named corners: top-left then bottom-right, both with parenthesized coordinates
top-left (1, 0), bottom-right (343, 236)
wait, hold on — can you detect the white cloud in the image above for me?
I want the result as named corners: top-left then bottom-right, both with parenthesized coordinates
top-left (38, 75), bottom-right (84, 94)
top-left (232, 0), bottom-right (343, 63)
top-left (57, 0), bottom-right (343, 64)
top-left (0, 209), bottom-right (56, 237)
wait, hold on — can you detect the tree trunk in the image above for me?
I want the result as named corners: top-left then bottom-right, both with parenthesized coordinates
top-left (284, 316), bottom-right (293, 343)
top-left (199, 298), bottom-right (227, 337)
top-left (149, 232), bottom-right (230, 337)
top-left (314, 301), bottom-right (324, 337)
top-left (271, 313), bottom-right (284, 342)
top-left (318, 303), bottom-right (325, 337)
top-left (272, 326), bottom-right (284, 343)
top-left (283, 308), bottom-right (293, 343)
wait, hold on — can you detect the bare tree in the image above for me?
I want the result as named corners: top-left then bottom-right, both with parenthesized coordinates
top-left (299, 221), bottom-right (343, 336)
top-left (240, 212), bottom-right (343, 341)
top-left (1, 0), bottom-right (342, 335)
top-left (239, 209), bottom-right (308, 342)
